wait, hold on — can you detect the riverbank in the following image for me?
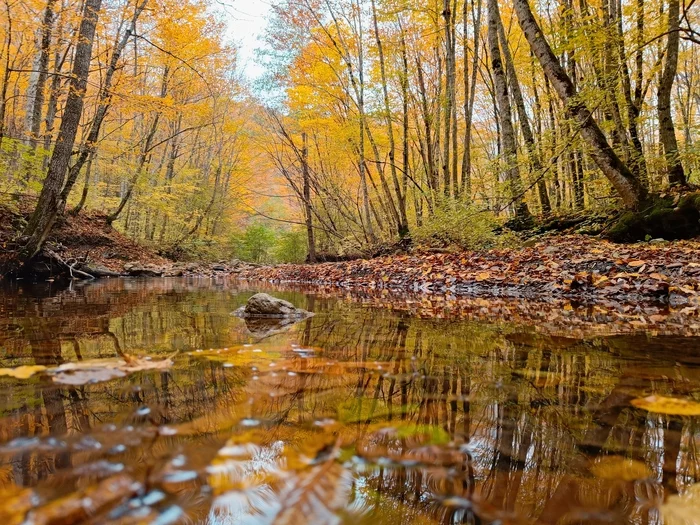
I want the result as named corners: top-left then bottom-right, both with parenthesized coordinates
top-left (0, 204), bottom-right (260, 279)
top-left (3, 204), bottom-right (700, 309)
top-left (235, 234), bottom-right (700, 307)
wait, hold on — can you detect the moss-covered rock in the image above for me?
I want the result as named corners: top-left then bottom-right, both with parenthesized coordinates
top-left (606, 192), bottom-right (700, 242)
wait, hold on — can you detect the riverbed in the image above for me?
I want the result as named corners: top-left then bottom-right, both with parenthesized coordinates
top-left (0, 277), bottom-right (698, 524)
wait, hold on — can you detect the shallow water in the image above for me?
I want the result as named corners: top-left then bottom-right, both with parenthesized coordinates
top-left (0, 277), bottom-right (699, 524)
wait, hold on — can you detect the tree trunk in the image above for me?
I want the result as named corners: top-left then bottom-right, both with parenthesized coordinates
top-left (461, 0), bottom-right (483, 198)
top-left (20, 0), bottom-right (102, 263)
top-left (302, 132), bottom-right (316, 262)
top-left (488, 0), bottom-right (531, 221)
top-left (442, 0), bottom-right (455, 199)
top-left (371, 0), bottom-right (408, 236)
top-left (617, 0), bottom-right (648, 186)
top-left (71, 151), bottom-right (95, 215)
top-left (0, 0), bottom-right (13, 149)
top-left (497, 13), bottom-right (551, 215)
top-left (26, 0), bottom-right (56, 149)
top-left (513, 0), bottom-right (646, 209)
top-left (657, 0), bottom-right (686, 186)
top-left (106, 66), bottom-right (167, 225)
top-left (59, 0), bottom-right (148, 208)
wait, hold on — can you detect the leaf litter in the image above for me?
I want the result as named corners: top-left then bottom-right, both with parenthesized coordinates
top-left (236, 234), bottom-right (700, 307)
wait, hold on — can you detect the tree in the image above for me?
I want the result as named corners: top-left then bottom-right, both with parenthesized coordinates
top-left (657, 0), bottom-right (686, 186)
top-left (512, 0), bottom-right (647, 210)
top-left (487, 0), bottom-right (531, 221)
top-left (20, 0), bottom-right (103, 262)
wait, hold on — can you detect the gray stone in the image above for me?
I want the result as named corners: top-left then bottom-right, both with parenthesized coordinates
top-left (234, 293), bottom-right (313, 319)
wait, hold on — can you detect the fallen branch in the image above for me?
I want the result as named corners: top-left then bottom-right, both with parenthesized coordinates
top-left (44, 248), bottom-right (95, 280)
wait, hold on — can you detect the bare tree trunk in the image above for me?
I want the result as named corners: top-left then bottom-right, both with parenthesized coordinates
top-left (43, 31), bottom-right (70, 170)
top-left (0, 0), bottom-right (13, 149)
top-left (399, 22), bottom-right (410, 214)
top-left (442, 0), bottom-right (456, 198)
top-left (371, 0), bottom-right (408, 236)
top-left (497, 13), bottom-right (551, 215)
top-left (617, 0), bottom-right (648, 185)
top-left (513, 0), bottom-right (645, 209)
top-left (25, 0), bottom-right (56, 149)
top-left (105, 66), bottom-right (167, 225)
top-left (488, 0), bottom-right (531, 221)
top-left (302, 132), bottom-right (316, 262)
top-left (461, 0), bottom-right (483, 198)
top-left (657, 0), bottom-right (686, 186)
top-left (416, 55), bottom-right (437, 197)
top-left (59, 0), bottom-right (148, 208)
top-left (71, 151), bottom-right (94, 215)
top-left (20, 0), bottom-right (102, 263)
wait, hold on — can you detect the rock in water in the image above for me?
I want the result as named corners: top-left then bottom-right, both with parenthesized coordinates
top-left (234, 293), bottom-right (313, 319)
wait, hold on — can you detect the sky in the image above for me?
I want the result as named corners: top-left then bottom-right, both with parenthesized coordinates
top-left (224, 0), bottom-right (273, 81)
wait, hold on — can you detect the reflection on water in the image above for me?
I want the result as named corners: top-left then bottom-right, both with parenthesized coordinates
top-left (0, 278), bottom-right (699, 524)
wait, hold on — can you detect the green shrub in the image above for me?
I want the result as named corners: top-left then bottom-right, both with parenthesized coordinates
top-left (273, 228), bottom-right (307, 263)
top-left (412, 200), bottom-right (515, 251)
top-left (230, 223), bottom-right (278, 263)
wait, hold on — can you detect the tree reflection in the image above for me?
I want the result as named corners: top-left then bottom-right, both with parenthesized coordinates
top-left (0, 279), bottom-right (697, 524)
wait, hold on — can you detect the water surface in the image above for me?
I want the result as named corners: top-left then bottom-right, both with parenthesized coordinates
top-left (0, 278), bottom-right (698, 524)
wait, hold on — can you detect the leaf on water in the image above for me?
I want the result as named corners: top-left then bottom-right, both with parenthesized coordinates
top-left (589, 456), bottom-right (652, 481)
top-left (273, 456), bottom-right (352, 525)
top-left (631, 395), bottom-right (700, 416)
top-left (51, 367), bottom-right (127, 385)
top-left (49, 355), bottom-right (174, 386)
top-left (661, 482), bottom-right (700, 525)
top-left (0, 365), bottom-right (46, 379)
top-left (120, 353), bottom-right (176, 372)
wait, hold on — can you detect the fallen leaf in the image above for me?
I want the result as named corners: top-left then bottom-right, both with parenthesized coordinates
top-left (51, 367), bottom-right (127, 386)
top-left (274, 451), bottom-right (352, 524)
top-left (48, 355), bottom-right (174, 386)
top-left (628, 260), bottom-right (646, 267)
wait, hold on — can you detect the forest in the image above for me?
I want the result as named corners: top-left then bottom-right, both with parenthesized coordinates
top-left (2, 1), bottom-right (700, 522)
top-left (0, 0), bottom-right (698, 271)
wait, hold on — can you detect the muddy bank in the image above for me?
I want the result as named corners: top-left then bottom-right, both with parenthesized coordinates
top-left (233, 235), bottom-right (700, 307)
top-left (0, 205), bottom-right (261, 280)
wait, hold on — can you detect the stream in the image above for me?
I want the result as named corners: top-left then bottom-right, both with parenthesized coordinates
top-left (0, 277), bottom-right (698, 524)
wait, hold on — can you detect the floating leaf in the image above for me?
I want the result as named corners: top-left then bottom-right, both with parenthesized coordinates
top-left (631, 395), bottom-right (700, 416)
top-left (0, 365), bottom-right (46, 379)
top-left (590, 456), bottom-right (652, 481)
top-left (273, 454), bottom-right (352, 524)
top-left (48, 355), bottom-right (174, 386)
top-left (51, 367), bottom-right (127, 386)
